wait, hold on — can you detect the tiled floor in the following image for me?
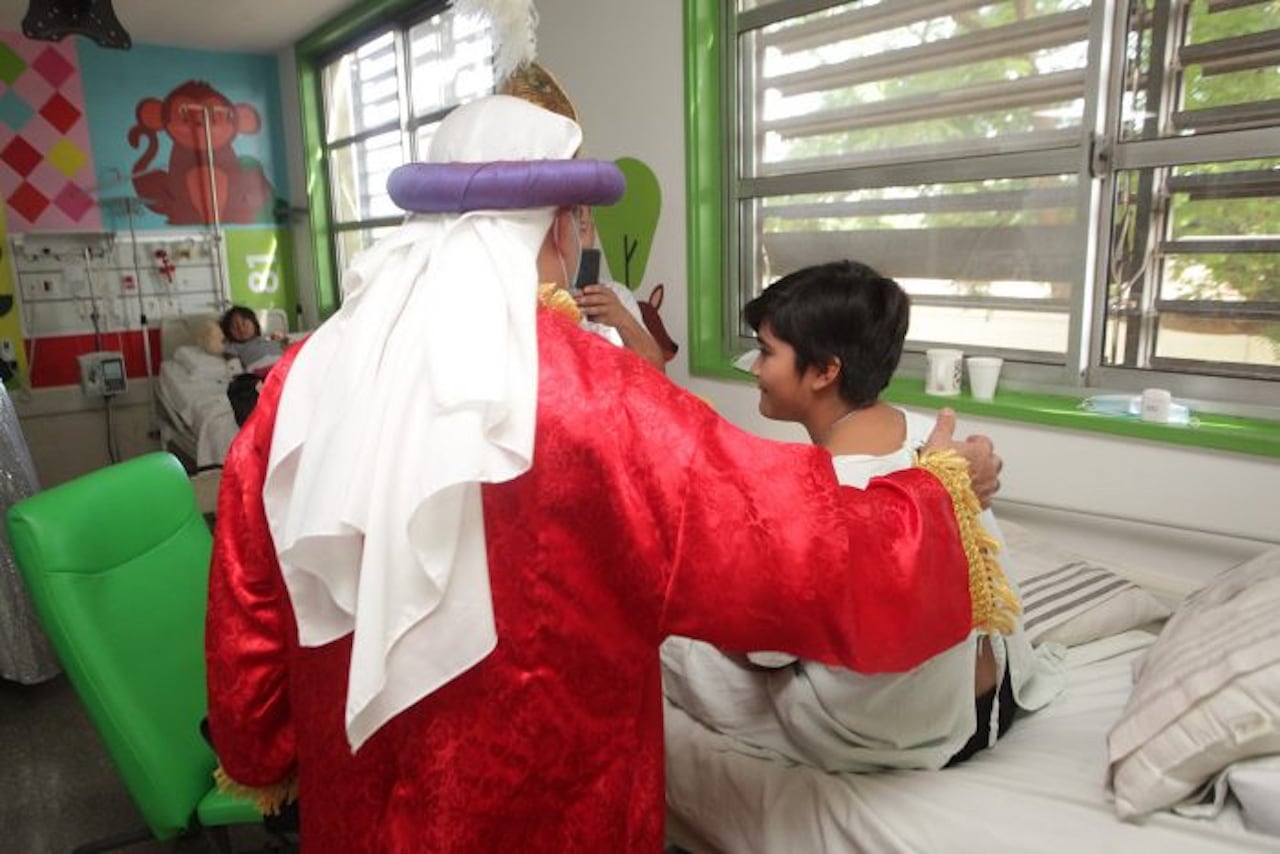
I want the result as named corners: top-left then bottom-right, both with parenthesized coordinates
top-left (0, 674), bottom-right (288, 853)
top-left (3, 673), bottom-right (697, 853)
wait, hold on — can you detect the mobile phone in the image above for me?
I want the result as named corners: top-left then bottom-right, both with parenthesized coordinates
top-left (574, 248), bottom-right (602, 290)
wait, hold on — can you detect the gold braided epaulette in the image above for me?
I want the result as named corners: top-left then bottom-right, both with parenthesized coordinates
top-left (213, 764), bottom-right (298, 816)
top-left (916, 449), bottom-right (1020, 636)
top-left (538, 282), bottom-right (582, 324)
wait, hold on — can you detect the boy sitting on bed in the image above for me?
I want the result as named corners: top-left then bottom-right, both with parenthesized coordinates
top-left (661, 260), bottom-right (1066, 771)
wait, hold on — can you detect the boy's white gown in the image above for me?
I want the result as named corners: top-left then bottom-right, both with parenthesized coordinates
top-left (662, 409), bottom-right (1066, 771)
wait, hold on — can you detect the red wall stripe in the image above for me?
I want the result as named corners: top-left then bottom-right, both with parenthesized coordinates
top-left (23, 329), bottom-right (164, 388)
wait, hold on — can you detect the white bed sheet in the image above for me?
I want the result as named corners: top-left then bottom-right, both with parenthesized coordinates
top-left (156, 360), bottom-right (239, 469)
top-left (665, 631), bottom-right (1276, 853)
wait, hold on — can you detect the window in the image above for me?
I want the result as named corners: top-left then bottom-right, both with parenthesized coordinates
top-left (693, 0), bottom-right (1280, 411)
top-left (1100, 0), bottom-right (1280, 398)
top-left (316, 3), bottom-right (493, 290)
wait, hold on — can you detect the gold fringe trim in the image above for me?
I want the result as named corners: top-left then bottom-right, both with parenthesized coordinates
top-left (539, 282), bottom-right (583, 324)
top-left (213, 765), bottom-right (298, 816)
top-left (916, 449), bottom-right (1021, 636)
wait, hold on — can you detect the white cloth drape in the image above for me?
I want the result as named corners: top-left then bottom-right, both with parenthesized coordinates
top-left (262, 96), bottom-right (581, 751)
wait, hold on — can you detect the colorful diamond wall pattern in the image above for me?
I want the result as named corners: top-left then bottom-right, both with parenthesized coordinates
top-left (0, 41), bottom-right (24, 84)
top-left (39, 93), bottom-right (80, 134)
top-left (0, 32), bottom-right (101, 231)
top-left (47, 138), bottom-right (85, 176)
top-left (1, 135), bottom-right (41, 176)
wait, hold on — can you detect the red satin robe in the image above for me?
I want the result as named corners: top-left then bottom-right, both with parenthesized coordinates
top-left (206, 308), bottom-right (972, 852)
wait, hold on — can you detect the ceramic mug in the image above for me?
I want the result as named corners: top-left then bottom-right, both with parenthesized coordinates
top-left (925, 348), bottom-right (964, 396)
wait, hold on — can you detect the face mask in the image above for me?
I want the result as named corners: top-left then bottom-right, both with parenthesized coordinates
top-left (555, 215), bottom-right (582, 289)
top-left (1079, 393), bottom-right (1196, 426)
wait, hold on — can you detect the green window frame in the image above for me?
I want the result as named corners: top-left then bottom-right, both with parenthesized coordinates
top-left (296, 0), bottom-right (492, 319)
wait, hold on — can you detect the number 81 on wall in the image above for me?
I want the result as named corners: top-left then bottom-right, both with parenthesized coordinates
top-left (245, 253), bottom-right (281, 294)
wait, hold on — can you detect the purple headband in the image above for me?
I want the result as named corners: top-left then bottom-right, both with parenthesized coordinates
top-left (387, 160), bottom-right (626, 213)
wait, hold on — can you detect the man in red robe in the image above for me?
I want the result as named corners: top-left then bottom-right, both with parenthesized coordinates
top-left (206, 94), bottom-right (1001, 851)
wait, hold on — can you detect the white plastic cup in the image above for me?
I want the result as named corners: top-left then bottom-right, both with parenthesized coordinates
top-left (966, 356), bottom-right (1004, 402)
top-left (1140, 388), bottom-right (1172, 422)
top-left (925, 348), bottom-right (964, 396)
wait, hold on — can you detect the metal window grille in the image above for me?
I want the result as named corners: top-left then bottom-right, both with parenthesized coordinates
top-left (726, 0), bottom-right (1279, 405)
top-left (320, 5), bottom-right (494, 271)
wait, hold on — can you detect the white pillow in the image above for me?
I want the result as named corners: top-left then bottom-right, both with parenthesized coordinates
top-left (1229, 757), bottom-right (1280, 837)
top-left (173, 345), bottom-right (236, 379)
top-left (1169, 755), bottom-right (1280, 837)
top-left (1107, 547), bottom-right (1280, 819)
top-left (999, 521), bottom-right (1171, 646)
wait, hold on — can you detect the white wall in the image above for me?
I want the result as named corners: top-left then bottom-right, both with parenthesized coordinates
top-left (13, 381), bottom-right (163, 488)
top-left (533, 0), bottom-right (1280, 587)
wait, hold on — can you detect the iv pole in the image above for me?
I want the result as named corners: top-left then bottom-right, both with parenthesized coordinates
top-left (82, 242), bottom-right (121, 462)
top-left (184, 103), bottom-right (230, 313)
top-left (81, 245), bottom-right (104, 351)
top-left (119, 196), bottom-right (161, 448)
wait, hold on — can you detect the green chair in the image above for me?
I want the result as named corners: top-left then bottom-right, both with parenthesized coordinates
top-left (6, 452), bottom-right (263, 853)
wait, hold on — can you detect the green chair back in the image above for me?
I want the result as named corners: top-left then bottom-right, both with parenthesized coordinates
top-left (6, 453), bottom-right (225, 840)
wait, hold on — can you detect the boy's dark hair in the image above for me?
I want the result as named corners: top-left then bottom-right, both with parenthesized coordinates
top-left (219, 306), bottom-right (261, 339)
top-left (744, 260), bottom-right (909, 409)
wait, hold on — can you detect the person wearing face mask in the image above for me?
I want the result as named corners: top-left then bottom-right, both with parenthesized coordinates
top-left (491, 56), bottom-right (665, 373)
top-left (565, 205), bottom-right (666, 371)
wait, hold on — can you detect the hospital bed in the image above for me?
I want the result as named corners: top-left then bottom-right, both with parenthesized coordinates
top-left (664, 518), bottom-right (1280, 853)
top-left (156, 309), bottom-right (288, 470)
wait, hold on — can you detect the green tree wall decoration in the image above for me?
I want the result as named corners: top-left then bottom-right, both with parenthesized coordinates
top-left (593, 157), bottom-right (661, 289)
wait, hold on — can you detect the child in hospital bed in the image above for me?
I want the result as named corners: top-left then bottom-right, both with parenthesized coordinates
top-left (220, 306), bottom-right (286, 425)
top-left (661, 260), bottom-right (1065, 771)
top-left (220, 305), bottom-right (285, 373)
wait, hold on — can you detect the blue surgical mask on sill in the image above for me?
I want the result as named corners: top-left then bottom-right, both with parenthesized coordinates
top-left (1079, 394), bottom-right (1197, 426)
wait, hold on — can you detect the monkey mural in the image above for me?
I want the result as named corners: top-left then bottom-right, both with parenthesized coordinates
top-left (128, 81), bottom-right (273, 225)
